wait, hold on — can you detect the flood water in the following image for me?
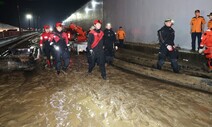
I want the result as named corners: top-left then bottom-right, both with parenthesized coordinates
top-left (0, 55), bottom-right (211, 127)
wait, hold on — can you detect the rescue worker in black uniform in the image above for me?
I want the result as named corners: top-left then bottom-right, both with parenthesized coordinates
top-left (103, 23), bottom-right (116, 65)
top-left (49, 22), bottom-right (70, 75)
top-left (87, 19), bottom-right (106, 80)
top-left (157, 18), bottom-right (179, 73)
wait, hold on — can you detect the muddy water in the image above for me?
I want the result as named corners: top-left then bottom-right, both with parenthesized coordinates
top-left (0, 55), bottom-right (211, 127)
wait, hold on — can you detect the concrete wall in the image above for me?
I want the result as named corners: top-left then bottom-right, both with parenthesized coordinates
top-left (103, 0), bottom-right (212, 49)
top-left (62, 0), bottom-right (212, 49)
top-left (63, 0), bottom-right (103, 31)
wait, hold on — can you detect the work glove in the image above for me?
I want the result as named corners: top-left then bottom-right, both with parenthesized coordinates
top-left (115, 46), bottom-right (118, 50)
top-left (167, 45), bottom-right (174, 52)
top-left (89, 49), bottom-right (94, 56)
top-left (53, 45), bottom-right (60, 51)
top-left (198, 47), bottom-right (205, 54)
top-left (50, 42), bottom-right (54, 46)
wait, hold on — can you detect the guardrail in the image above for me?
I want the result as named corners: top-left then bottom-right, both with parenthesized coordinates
top-left (0, 32), bottom-right (38, 48)
top-left (0, 31), bottom-right (33, 39)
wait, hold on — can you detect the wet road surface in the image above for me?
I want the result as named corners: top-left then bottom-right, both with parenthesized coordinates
top-left (0, 55), bottom-right (211, 127)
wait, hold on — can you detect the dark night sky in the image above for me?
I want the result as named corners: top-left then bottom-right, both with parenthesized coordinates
top-left (0, 0), bottom-right (89, 28)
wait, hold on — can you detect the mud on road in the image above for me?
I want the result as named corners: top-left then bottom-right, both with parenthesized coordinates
top-left (0, 55), bottom-right (211, 127)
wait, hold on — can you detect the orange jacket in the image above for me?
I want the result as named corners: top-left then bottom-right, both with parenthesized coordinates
top-left (116, 29), bottom-right (126, 40)
top-left (190, 16), bottom-right (206, 33)
top-left (200, 28), bottom-right (212, 48)
top-left (208, 20), bottom-right (212, 29)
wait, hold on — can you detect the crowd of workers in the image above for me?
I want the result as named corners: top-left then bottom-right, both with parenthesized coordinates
top-left (39, 19), bottom-right (126, 79)
top-left (38, 9), bottom-right (212, 79)
top-left (39, 22), bottom-right (70, 75)
top-left (157, 10), bottom-right (212, 73)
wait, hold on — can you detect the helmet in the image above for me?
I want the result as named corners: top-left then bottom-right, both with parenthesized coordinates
top-left (93, 19), bottom-right (102, 25)
top-left (43, 25), bottom-right (50, 29)
top-left (164, 18), bottom-right (174, 24)
top-left (106, 23), bottom-right (112, 26)
top-left (55, 22), bottom-right (63, 27)
top-left (207, 12), bottom-right (212, 17)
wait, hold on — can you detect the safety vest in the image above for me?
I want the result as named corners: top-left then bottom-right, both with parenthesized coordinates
top-left (89, 30), bottom-right (104, 49)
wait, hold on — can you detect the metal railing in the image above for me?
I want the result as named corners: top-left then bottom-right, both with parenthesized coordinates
top-left (0, 31), bottom-right (33, 39)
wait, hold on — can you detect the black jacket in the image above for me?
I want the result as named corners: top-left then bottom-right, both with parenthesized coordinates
top-left (158, 25), bottom-right (175, 46)
top-left (87, 29), bottom-right (104, 53)
top-left (52, 30), bottom-right (68, 50)
top-left (103, 28), bottom-right (116, 50)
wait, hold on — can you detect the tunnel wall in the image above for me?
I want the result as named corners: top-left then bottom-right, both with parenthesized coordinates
top-left (103, 0), bottom-right (212, 49)
top-left (63, 0), bottom-right (212, 49)
top-left (62, 0), bottom-right (103, 31)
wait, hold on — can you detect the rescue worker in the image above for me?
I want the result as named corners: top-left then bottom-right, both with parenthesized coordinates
top-left (87, 19), bottom-right (106, 80)
top-left (103, 23), bottom-right (116, 65)
top-left (190, 10), bottom-right (206, 51)
top-left (49, 22), bottom-right (70, 75)
top-left (116, 26), bottom-right (126, 48)
top-left (86, 26), bottom-right (95, 63)
top-left (199, 27), bottom-right (212, 72)
top-left (207, 12), bottom-right (212, 29)
top-left (39, 25), bottom-right (52, 68)
top-left (157, 18), bottom-right (179, 73)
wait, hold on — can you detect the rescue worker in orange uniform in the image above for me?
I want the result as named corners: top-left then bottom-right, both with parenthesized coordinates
top-left (199, 27), bottom-right (212, 71)
top-left (87, 19), bottom-right (106, 80)
top-left (49, 22), bottom-right (70, 75)
top-left (116, 26), bottom-right (126, 48)
top-left (190, 10), bottom-right (206, 51)
top-left (207, 12), bottom-right (212, 29)
top-left (39, 25), bottom-right (52, 68)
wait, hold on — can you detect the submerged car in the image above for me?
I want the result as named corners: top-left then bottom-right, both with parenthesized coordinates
top-left (0, 42), bottom-right (40, 71)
